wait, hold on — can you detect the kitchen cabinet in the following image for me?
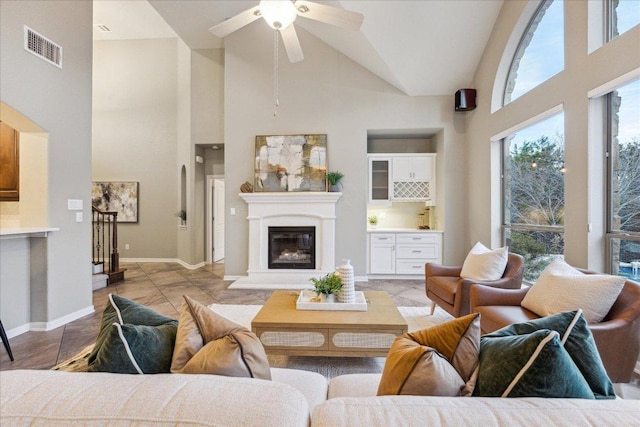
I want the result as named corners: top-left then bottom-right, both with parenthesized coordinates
top-left (391, 154), bottom-right (436, 203)
top-left (367, 155), bottom-right (391, 205)
top-left (369, 233), bottom-right (395, 274)
top-left (0, 121), bottom-right (19, 201)
top-left (368, 230), bottom-right (443, 277)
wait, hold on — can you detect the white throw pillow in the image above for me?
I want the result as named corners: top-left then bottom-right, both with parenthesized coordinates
top-left (460, 242), bottom-right (509, 281)
top-left (521, 258), bottom-right (625, 323)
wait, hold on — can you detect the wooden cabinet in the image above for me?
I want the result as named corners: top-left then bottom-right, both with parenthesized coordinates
top-left (369, 231), bottom-right (442, 277)
top-left (369, 233), bottom-right (395, 274)
top-left (0, 121), bottom-right (19, 201)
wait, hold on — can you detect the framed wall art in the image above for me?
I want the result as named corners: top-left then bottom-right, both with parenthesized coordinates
top-left (91, 181), bottom-right (139, 223)
top-left (255, 134), bottom-right (327, 192)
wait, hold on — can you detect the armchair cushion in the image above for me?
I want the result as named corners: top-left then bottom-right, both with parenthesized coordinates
top-left (521, 259), bottom-right (625, 323)
top-left (460, 242), bottom-right (508, 281)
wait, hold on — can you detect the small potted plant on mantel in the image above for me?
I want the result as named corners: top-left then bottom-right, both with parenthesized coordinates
top-left (310, 272), bottom-right (343, 303)
top-left (327, 171), bottom-right (344, 192)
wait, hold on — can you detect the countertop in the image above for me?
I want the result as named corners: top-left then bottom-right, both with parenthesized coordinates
top-left (0, 227), bottom-right (59, 239)
top-left (367, 228), bottom-right (442, 233)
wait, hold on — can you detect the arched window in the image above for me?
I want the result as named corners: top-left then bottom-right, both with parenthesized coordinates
top-left (504, 0), bottom-right (564, 105)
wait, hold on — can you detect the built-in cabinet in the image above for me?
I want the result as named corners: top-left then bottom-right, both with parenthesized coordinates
top-left (369, 231), bottom-right (443, 276)
top-left (368, 154), bottom-right (436, 204)
top-left (0, 121), bottom-right (19, 201)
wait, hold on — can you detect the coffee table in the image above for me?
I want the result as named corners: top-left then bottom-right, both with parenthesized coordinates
top-left (251, 290), bottom-right (407, 357)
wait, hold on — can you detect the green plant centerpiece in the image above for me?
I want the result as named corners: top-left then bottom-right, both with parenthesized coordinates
top-left (327, 171), bottom-right (344, 192)
top-left (310, 272), bottom-right (343, 303)
top-left (368, 215), bottom-right (378, 226)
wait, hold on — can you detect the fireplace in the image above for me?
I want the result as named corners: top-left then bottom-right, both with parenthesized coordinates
top-left (234, 192), bottom-right (341, 287)
top-left (268, 226), bottom-right (315, 269)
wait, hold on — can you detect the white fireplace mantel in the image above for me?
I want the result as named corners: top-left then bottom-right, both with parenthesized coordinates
top-left (233, 192), bottom-right (342, 287)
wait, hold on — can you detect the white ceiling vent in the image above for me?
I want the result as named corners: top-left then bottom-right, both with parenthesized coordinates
top-left (23, 26), bottom-right (63, 69)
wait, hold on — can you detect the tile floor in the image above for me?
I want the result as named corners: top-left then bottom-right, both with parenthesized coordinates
top-left (0, 261), bottom-right (427, 370)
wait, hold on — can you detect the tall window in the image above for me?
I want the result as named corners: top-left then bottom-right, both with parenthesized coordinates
top-left (504, 0), bottom-right (564, 105)
top-left (607, 79), bottom-right (640, 280)
top-left (503, 113), bottom-right (565, 282)
top-left (606, 0), bottom-right (640, 41)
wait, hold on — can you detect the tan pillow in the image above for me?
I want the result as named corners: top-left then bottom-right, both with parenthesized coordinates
top-left (521, 258), bottom-right (625, 323)
top-left (377, 313), bottom-right (480, 396)
top-left (171, 295), bottom-right (271, 380)
top-left (460, 242), bottom-right (509, 281)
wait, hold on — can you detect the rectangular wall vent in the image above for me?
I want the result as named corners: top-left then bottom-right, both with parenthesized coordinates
top-left (23, 26), bottom-right (63, 69)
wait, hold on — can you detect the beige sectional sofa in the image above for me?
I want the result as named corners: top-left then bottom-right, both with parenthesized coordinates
top-left (1, 369), bottom-right (638, 426)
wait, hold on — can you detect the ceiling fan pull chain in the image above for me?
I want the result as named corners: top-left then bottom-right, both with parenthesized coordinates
top-left (273, 29), bottom-right (279, 116)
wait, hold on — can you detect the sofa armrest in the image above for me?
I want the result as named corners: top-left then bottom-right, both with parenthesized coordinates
top-left (425, 263), bottom-right (462, 278)
top-left (469, 285), bottom-right (529, 312)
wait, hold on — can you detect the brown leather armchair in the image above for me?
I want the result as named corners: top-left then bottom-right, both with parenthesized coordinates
top-left (425, 253), bottom-right (524, 318)
top-left (470, 277), bottom-right (640, 383)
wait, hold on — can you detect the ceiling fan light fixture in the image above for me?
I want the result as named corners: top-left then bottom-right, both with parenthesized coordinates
top-left (259, 0), bottom-right (297, 30)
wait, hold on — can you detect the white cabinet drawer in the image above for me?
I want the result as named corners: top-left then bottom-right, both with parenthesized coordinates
top-left (396, 260), bottom-right (431, 275)
top-left (370, 233), bottom-right (395, 243)
top-left (396, 245), bottom-right (439, 259)
top-left (396, 234), bottom-right (440, 244)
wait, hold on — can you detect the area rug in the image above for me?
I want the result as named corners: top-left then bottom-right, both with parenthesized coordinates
top-left (53, 304), bottom-right (452, 379)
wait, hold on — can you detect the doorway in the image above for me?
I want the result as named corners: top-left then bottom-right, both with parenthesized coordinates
top-left (206, 176), bottom-right (225, 263)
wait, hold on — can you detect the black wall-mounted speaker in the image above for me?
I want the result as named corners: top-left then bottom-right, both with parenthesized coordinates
top-left (455, 89), bottom-right (477, 111)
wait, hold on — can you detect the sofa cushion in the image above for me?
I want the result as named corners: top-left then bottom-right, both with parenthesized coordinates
top-left (521, 258), bottom-right (625, 323)
top-left (88, 322), bottom-right (177, 374)
top-left (473, 328), bottom-right (594, 398)
top-left (171, 295), bottom-right (271, 379)
top-left (1, 370), bottom-right (310, 427)
top-left (485, 310), bottom-right (615, 399)
top-left (377, 313), bottom-right (480, 396)
top-left (87, 294), bottom-right (178, 373)
top-left (460, 242), bottom-right (508, 281)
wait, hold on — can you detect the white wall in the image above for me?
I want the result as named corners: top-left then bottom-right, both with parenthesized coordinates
top-left (93, 39), bottom-right (179, 259)
top-left (0, 0), bottom-right (93, 329)
top-left (224, 24), bottom-right (467, 276)
top-left (466, 1), bottom-right (640, 268)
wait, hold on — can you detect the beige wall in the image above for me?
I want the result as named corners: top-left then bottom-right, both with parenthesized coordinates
top-left (466, 1), bottom-right (640, 269)
top-left (0, 0), bottom-right (93, 329)
top-left (224, 24), bottom-right (467, 276)
top-left (93, 39), bottom-right (179, 259)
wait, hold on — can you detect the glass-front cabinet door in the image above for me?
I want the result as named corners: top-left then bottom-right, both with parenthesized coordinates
top-left (368, 156), bottom-right (391, 204)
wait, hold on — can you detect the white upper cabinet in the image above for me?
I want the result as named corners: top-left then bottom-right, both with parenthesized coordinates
top-left (368, 153), bottom-right (436, 204)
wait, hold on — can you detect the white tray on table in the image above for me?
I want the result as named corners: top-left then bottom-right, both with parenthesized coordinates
top-left (296, 290), bottom-right (368, 311)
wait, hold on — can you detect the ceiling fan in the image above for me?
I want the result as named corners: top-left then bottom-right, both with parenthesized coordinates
top-left (209, 0), bottom-right (364, 63)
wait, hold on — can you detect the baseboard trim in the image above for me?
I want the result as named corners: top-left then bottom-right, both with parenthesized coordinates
top-left (224, 275), bottom-right (369, 282)
top-left (120, 258), bottom-right (206, 270)
top-left (7, 305), bottom-right (95, 338)
top-left (224, 275), bottom-right (242, 281)
top-left (367, 274), bottom-right (424, 280)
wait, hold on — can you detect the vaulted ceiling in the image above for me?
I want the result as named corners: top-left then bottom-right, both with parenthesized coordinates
top-left (94, 0), bottom-right (503, 96)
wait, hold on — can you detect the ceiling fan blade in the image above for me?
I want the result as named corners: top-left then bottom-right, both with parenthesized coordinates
top-left (209, 5), bottom-right (261, 38)
top-left (295, 0), bottom-right (363, 31)
top-left (280, 24), bottom-right (304, 63)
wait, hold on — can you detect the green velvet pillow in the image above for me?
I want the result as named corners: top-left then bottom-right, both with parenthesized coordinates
top-left (88, 322), bottom-right (177, 374)
top-left (473, 328), bottom-right (594, 398)
top-left (87, 294), bottom-right (177, 373)
top-left (486, 310), bottom-right (615, 399)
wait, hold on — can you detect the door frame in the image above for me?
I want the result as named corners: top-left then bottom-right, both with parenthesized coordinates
top-left (206, 175), bottom-right (224, 264)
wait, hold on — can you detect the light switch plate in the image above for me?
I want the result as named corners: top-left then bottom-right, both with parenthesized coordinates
top-left (76, 212), bottom-right (83, 222)
top-left (68, 199), bottom-right (83, 211)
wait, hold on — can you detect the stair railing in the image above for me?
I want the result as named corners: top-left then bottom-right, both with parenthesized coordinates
top-left (92, 205), bottom-right (119, 274)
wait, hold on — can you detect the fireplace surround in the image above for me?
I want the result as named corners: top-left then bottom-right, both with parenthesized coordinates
top-left (233, 192), bottom-right (342, 287)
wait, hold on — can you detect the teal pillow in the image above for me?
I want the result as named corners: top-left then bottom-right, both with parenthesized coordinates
top-left (88, 322), bottom-right (177, 374)
top-left (88, 294), bottom-right (178, 373)
top-left (473, 329), bottom-right (594, 398)
top-left (487, 310), bottom-right (614, 399)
